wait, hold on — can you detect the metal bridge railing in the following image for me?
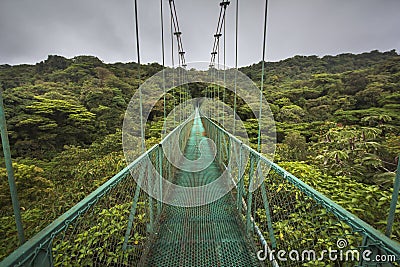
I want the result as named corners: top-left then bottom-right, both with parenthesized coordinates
top-left (1, 115), bottom-right (194, 267)
top-left (202, 116), bottom-right (400, 266)
top-left (2, 111), bottom-right (399, 266)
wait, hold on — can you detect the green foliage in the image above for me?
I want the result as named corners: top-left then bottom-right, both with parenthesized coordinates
top-left (312, 126), bottom-right (384, 180)
top-left (277, 104), bottom-right (306, 123)
top-left (0, 208), bottom-right (49, 260)
top-left (278, 161), bottom-right (400, 239)
top-left (53, 202), bottom-right (146, 266)
top-left (0, 130), bottom-right (125, 260)
top-left (0, 163), bottom-right (54, 212)
top-left (0, 50), bottom-right (399, 261)
top-left (277, 132), bottom-right (308, 161)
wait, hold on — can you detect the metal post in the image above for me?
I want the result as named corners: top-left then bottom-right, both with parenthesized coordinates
top-left (246, 155), bottom-right (255, 234)
top-left (123, 162), bottom-right (146, 250)
top-left (157, 144), bottom-right (163, 216)
top-left (0, 91), bottom-right (25, 244)
top-left (218, 132), bottom-right (222, 166)
top-left (386, 157), bottom-right (400, 237)
top-left (236, 144), bottom-right (243, 212)
top-left (223, 135), bottom-right (229, 163)
top-left (147, 161), bottom-right (154, 234)
top-left (168, 147), bottom-right (172, 183)
top-left (260, 181), bottom-right (277, 248)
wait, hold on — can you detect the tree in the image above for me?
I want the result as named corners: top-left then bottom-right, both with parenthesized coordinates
top-left (277, 105), bottom-right (306, 123)
top-left (277, 132), bottom-right (308, 161)
top-left (312, 126), bottom-right (386, 184)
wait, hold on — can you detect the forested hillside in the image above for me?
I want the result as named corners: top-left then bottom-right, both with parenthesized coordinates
top-left (0, 50), bottom-right (399, 259)
top-left (240, 49), bottom-right (400, 185)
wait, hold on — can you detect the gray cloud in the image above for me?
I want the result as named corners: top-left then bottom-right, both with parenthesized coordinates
top-left (1, 0), bottom-right (399, 66)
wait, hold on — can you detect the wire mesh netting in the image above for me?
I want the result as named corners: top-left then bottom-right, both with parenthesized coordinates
top-left (2, 116), bottom-right (195, 266)
top-left (51, 162), bottom-right (153, 266)
top-left (141, 113), bottom-right (260, 266)
top-left (202, 116), bottom-right (400, 267)
top-left (3, 112), bottom-right (400, 267)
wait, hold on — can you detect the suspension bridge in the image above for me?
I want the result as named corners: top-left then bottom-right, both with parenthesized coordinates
top-left (1, 0), bottom-right (400, 266)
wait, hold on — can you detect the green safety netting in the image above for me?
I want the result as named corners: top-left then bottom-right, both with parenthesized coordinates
top-left (2, 112), bottom-right (400, 267)
top-left (142, 115), bottom-right (260, 266)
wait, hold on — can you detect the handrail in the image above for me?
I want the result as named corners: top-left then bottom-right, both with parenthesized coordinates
top-left (1, 144), bottom-right (158, 266)
top-left (3, 111), bottom-right (399, 265)
top-left (1, 112), bottom-right (196, 267)
top-left (201, 114), bottom-right (400, 260)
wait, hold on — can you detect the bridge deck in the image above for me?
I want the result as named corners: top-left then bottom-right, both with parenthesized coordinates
top-left (142, 116), bottom-right (260, 266)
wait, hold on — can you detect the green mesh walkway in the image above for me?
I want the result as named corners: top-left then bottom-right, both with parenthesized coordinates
top-left (142, 116), bottom-right (260, 266)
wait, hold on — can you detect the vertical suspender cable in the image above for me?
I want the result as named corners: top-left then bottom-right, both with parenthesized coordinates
top-left (134, 0), bottom-right (145, 152)
top-left (222, 1), bottom-right (230, 127)
top-left (158, 0), bottom-right (166, 217)
top-left (183, 64), bottom-right (187, 119)
top-left (210, 1), bottom-right (230, 122)
top-left (217, 38), bottom-right (220, 121)
top-left (257, 0), bottom-right (269, 153)
top-left (223, 3), bottom-right (227, 128)
top-left (169, 0), bottom-right (184, 125)
top-left (209, 64), bottom-right (213, 118)
top-left (213, 67), bottom-right (215, 118)
top-left (185, 67), bottom-right (189, 118)
top-left (169, 0), bottom-right (187, 124)
top-left (179, 57), bottom-right (182, 122)
top-left (170, 14), bottom-right (176, 126)
top-left (161, 0), bottom-right (166, 135)
top-left (233, 0), bottom-right (239, 135)
top-left (210, 68), bottom-right (213, 117)
top-left (213, 67), bottom-right (216, 118)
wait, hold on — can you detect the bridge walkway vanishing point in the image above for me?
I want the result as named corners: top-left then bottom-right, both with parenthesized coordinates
top-left (141, 115), bottom-right (261, 266)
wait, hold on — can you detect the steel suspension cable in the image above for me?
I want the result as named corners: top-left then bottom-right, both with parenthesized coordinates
top-left (171, 0), bottom-right (186, 65)
top-left (210, 5), bottom-right (221, 117)
top-left (160, 0), bottom-right (166, 135)
top-left (257, 0), bottom-right (269, 153)
top-left (209, 1), bottom-right (230, 122)
top-left (133, 0), bottom-right (145, 152)
top-left (170, 14), bottom-right (176, 125)
top-left (213, 67), bottom-right (216, 118)
top-left (179, 57), bottom-right (182, 122)
top-left (223, 4), bottom-right (227, 127)
top-left (210, 2), bottom-right (229, 65)
top-left (217, 29), bottom-right (222, 121)
top-left (168, 0), bottom-right (187, 123)
top-left (210, 8), bottom-right (223, 64)
top-left (217, 36), bottom-right (220, 121)
top-left (233, 0), bottom-right (239, 135)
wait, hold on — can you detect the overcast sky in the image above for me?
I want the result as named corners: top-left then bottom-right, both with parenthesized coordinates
top-left (1, 0), bottom-right (399, 67)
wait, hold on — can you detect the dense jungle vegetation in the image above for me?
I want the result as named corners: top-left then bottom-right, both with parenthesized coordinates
top-left (0, 50), bottom-right (399, 259)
